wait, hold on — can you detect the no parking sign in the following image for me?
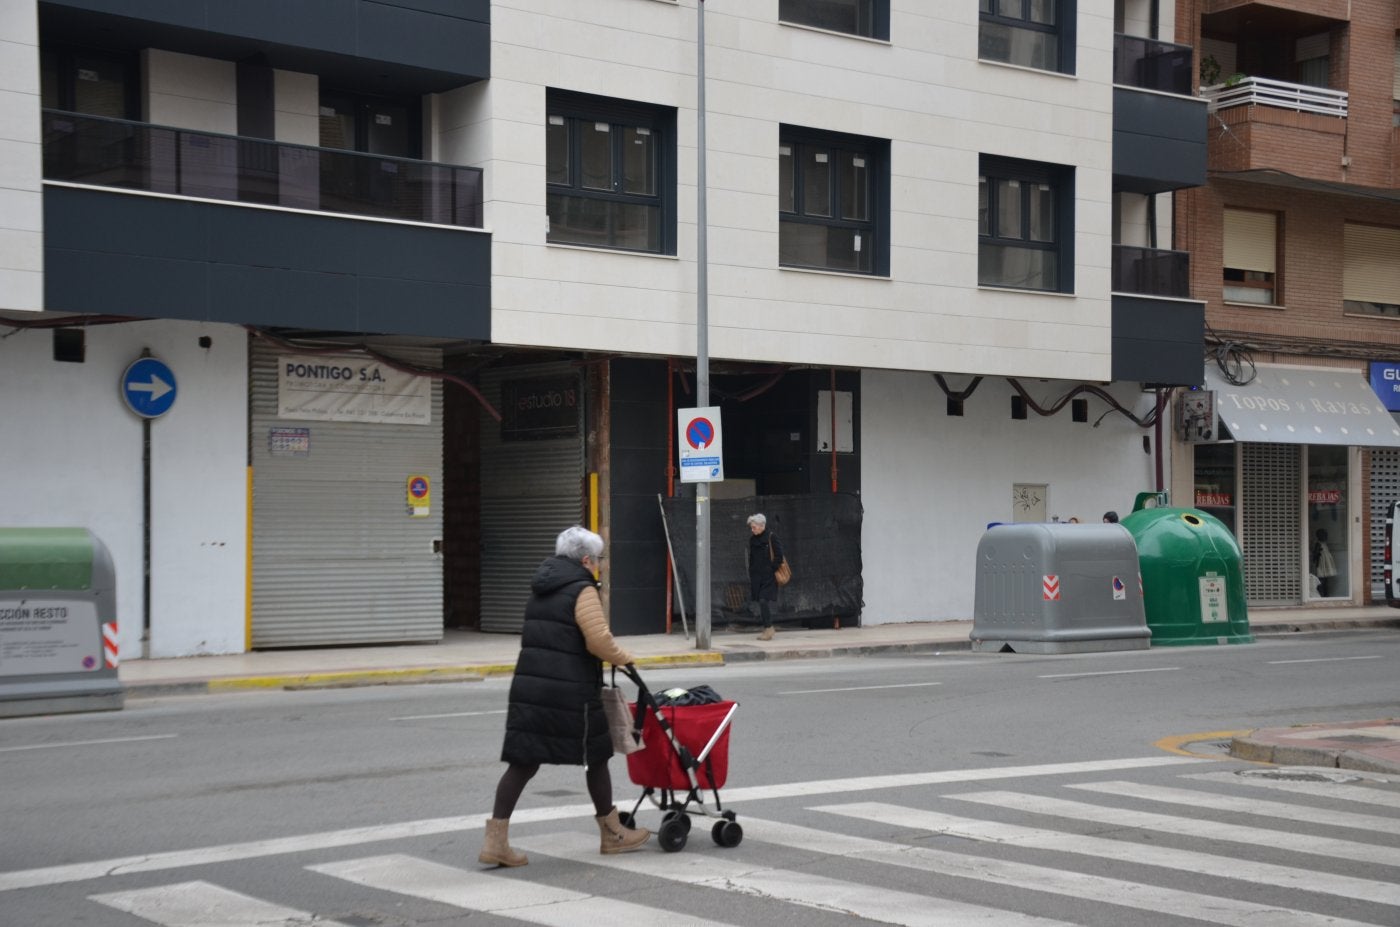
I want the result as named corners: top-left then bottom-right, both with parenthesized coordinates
top-left (678, 407), bottom-right (724, 483)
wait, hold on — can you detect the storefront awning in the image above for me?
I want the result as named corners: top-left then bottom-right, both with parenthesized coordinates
top-left (1203, 364), bottom-right (1400, 447)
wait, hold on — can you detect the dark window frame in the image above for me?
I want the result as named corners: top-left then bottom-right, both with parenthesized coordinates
top-left (978, 0), bottom-right (1077, 75)
top-left (779, 0), bottom-right (890, 41)
top-left (779, 125), bottom-right (890, 276)
top-left (546, 89), bottom-right (677, 255)
top-left (40, 44), bottom-right (139, 119)
top-left (319, 89), bottom-right (422, 159)
top-left (978, 154), bottom-right (1075, 293)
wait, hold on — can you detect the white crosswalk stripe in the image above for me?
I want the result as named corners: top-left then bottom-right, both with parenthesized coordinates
top-left (91, 880), bottom-right (353, 927)
top-left (951, 790), bottom-right (1400, 868)
top-left (309, 854), bottom-right (740, 927)
top-left (732, 816), bottom-right (1393, 927)
top-left (813, 801), bottom-right (1400, 907)
top-left (1067, 780), bottom-right (1400, 834)
top-left (515, 831), bottom-right (1077, 926)
top-left (1184, 770), bottom-right (1400, 810)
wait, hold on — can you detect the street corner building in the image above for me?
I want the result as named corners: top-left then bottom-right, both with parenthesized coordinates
top-left (3, 0), bottom-right (1387, 664)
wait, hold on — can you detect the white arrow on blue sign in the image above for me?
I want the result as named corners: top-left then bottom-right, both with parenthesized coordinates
top-left (121, 357), bottom-right (178, 419)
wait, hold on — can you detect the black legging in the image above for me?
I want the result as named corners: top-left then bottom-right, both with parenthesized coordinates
top-left (492, 761), bottom-right (615, 819)
top-left (756, 599), bottom-right (772, 628)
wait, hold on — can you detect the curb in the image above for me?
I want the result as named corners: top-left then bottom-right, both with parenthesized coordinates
top-left (1250, 617), bottom-right (1400, 635)
top-left (1228, 735), bottom-right (1400, 776)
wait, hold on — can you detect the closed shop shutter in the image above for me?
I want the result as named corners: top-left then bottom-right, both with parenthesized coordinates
top-left (1241, 443), bottom-right (1301, 604)
top-left (1223, 209), bottom-right (1277, 273)
top-left (1342, 223), bottom-right (1400, 305)
top-left (1370, 448), bottom-right (1400, 598)
top-left (250, 342), bottom-right (444, 647)
top-left (478, 363), bottom-right (585, 633)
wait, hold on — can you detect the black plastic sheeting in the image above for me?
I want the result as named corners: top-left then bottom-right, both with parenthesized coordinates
top-left (661, 492), bottom-right (864, 627)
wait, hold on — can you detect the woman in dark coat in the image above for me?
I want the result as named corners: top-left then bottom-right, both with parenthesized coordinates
top-left (478, 526), bottom-right (650, 867)
top-left (747, 513), bottom-right (783, 641)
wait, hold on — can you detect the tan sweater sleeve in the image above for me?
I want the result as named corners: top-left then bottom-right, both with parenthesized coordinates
top-left (575, 585), bottom-right (633, 666)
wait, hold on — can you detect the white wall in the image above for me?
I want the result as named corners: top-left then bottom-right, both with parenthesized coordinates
top-left (0, 320), bottom-right (248, 658)
top-left (862, 368), bottom-right (1161, 622)
top-left (484, 0), bottom-right (1116, 381)
top-left (143, 49), bottom-right (237, 133)
top-left (273, 68), bottom-right (319, 146)
top-left (0, 0), bottom-right (42, 312)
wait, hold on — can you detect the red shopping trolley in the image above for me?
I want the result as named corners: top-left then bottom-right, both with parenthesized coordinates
top-left (616, 664), bottom-right (741, 852)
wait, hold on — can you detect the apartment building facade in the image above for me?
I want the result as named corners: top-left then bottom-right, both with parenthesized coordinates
top-left (0, 0), bottom-right (1205, 659)
top-left (1171, 0), bottom-right (1400, 607)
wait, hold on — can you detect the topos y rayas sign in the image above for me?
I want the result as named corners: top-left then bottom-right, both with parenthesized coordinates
top-left (278, 354), bottom-right (430, 425)
top-left (678, 407), bottom-right (724, 483)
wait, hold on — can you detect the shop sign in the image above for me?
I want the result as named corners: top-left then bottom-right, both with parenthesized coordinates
top-left (1308, 489), bottom-right (1342, 505)
top-left (1195, 491), bottom-right (1232, 507)
top-left (501, 375), bottom-right (579, 440)
top-left (1370, 361), bottom-right (1400, 412)
top-left (278, 354), bottom-right (430, 425)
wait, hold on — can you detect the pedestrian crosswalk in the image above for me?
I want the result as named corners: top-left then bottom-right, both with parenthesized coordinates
top-left (70, 767), bottom-right (1400, 927)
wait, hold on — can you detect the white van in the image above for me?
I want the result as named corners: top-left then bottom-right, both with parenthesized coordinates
top-left (1387, 500), bottom-right (1400, 607)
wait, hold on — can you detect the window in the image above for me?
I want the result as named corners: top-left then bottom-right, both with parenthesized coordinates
top-left (319, 92), bottom-right (420, 158)
top-left (978, 156), bottom-right (1073, 292)
top-left (1222, 208), bottom-right (1279, 305)
top-left (779, 127), bottom-right (888, 275)
top-left (779, 0), bottom-right (888, 40)
top-left (40, 46), bottom-right (137, 118)
top-left (547, 91), bottom-right (675, 254)
top-left (979, 0), bottom-right (1075, 74)
top-left (1343, 223), bottom-right (1400, 317)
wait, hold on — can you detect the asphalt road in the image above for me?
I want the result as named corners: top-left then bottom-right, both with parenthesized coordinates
top-left (2, 630), bottom-right (1397, 926)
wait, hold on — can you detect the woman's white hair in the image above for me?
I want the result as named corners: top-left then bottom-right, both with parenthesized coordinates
top-left (746, 513), bottom-right (766, 529)
top-left (555, 525), bottom-right (604, 561)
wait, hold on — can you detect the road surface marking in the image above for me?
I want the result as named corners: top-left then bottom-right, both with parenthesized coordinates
top-left (518, 831), bottom-right (1075, 927)
top-left (389, 709), bottom-right (507, 721)
top-left (952, 790), bottom-right (1400, 868)
top-left (739, 816), bottom-right (1392, 927)
top-left (1038, 667), bottom-right (1179, 679)
top-left (816, 801), bottom-right (1400, 907)
top-left (91, 880), bottom-right (352, 927)
top-left (778, 682), bottom-right (942, 695)
top-left (310, 854), bottom-right (740, 927)
top-left (1185, 770), bottom-right (1400, 809)
top-left (1069, 780), bottom-right (1400, 834)
top-left (0, 755), bottom-right (1199, 893)
top-left (0, 734), bottom-right (177, 754)
top-left (1266, 656), bottom-right (1383, 665)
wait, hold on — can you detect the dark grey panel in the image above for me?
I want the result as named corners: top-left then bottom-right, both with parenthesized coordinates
top-left (44, 186), bottom-right (490, 339)
top-left (1111, 294), bottom-right (1204, 387)
top-left (609, 358), bottom-right (670, 635)
top-left (1113, 88), bottom-right (1206, 194)
top-left (41, 1), bottom-right (489, 92)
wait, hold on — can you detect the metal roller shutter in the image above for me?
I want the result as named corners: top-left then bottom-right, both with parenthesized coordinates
top-left (250, 342), bottom-right (444, 647)
top-left (478, 363), bottom-right (585, 633)
top-left (1241, 443), bottom-right (1301, 604)
top-left (1370, 448), bottom-right (1400, 598)
top-left (1343, 223), bottom-right (1400, 306)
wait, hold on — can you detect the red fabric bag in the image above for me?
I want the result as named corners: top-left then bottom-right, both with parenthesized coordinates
top-left (626, 700), bottom-right (734, 791)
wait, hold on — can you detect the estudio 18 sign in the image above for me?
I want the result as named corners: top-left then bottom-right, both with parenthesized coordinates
top-left (677, 406), bottom-right (724, 483)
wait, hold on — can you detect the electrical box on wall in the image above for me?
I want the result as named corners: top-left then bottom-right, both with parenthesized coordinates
top-left (1177, 390), bottom-right (1215, 443)
top-left (817, 390), bottom-right (853, 452)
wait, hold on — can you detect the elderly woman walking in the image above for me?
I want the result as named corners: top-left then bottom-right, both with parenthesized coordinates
top-left (747, 513), bottom-right (783, 641)
top-left (478, 526), bottom-right (651, 867)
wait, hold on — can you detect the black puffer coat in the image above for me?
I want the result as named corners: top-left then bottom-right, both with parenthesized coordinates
top-left (501, 556), bottom-right (612, 767)
top-left (748, 529), bottom-right (782, 603)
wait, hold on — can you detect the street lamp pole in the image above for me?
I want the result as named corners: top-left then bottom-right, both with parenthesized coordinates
top-left (695, 0), bottom-right (711, 650)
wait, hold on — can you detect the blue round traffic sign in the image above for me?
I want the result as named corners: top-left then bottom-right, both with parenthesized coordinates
top-left (121, 357), bottom-right (178, 419)
top-left (686, 417), bottom-right (715, 449)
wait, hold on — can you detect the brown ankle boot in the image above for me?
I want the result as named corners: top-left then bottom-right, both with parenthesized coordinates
top-left (478, 817), bottom-right (528, 867)
top-left (757, 626), bottom-right (775, 641)
top-left (595, 806), bottom-right (650, 854)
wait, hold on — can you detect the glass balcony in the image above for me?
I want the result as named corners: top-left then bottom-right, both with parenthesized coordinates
top-left (1112, 244), bottom-right (1190, 298)
top-left (1113, 34), bottom-right (1193, 96)
top-left (42, 110), bottom-right (483, 229)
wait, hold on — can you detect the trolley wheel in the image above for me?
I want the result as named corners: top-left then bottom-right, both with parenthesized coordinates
top-left (712, 820), bottom-right (743, 848)
top-left (617, 811), bottom-right (636, 830)
top-left (659, 818), bottom-right (689, 853)
top-left (661, 810), bottom-right (692, 835)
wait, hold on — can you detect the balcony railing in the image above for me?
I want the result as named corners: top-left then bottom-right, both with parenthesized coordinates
top-left (1113, 34), bottom-right (1194, 96)
top-left (42, 110), bottom-right (483, 229)
top-left (1112, 244), bottom-right (1190, 299)
top-left (1202, 77), bottom-right (1348, 118)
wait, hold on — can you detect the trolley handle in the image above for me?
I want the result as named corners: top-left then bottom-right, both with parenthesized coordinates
top-left (611, 664), bottom-right (650, 734)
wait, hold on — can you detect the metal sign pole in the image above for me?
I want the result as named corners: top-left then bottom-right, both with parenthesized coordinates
top-left (695, 0), bottom-right (711, 650)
